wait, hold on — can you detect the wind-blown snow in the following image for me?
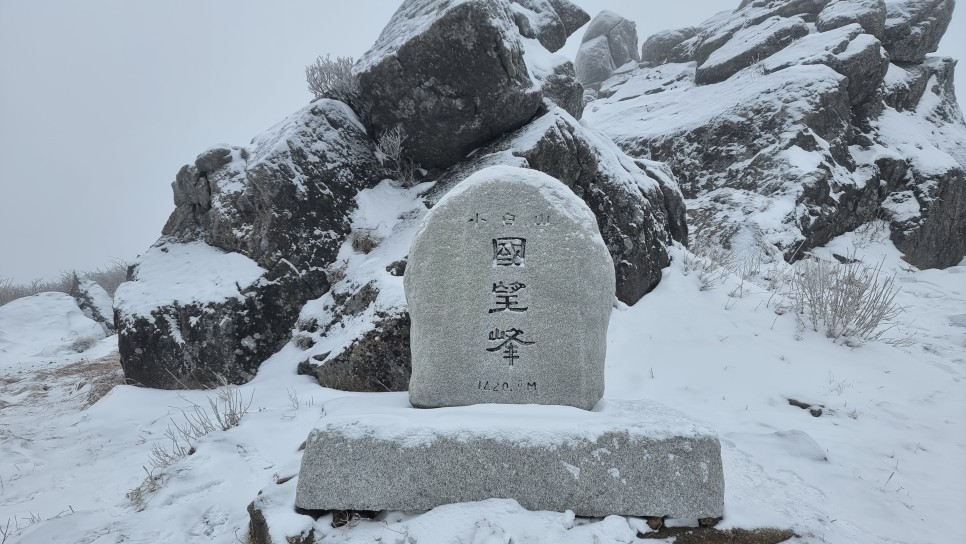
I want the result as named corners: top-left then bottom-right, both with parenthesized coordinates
top-left (0, 293), bottom-right (106, 358)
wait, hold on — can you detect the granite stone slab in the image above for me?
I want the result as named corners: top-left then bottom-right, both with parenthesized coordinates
top-left (405, 165), bottom-right (616, 410)
top-left (295, 394), bottom-right (725, 519)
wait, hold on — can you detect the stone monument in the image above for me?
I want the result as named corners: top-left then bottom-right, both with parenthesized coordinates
top-left (405, 165), bottom-right (616, 410)
top-left (296, 166), bottom-right (725, 519)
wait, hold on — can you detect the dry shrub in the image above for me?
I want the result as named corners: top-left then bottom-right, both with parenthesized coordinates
top-left (790, 257), bottom-right (904, 345)
top-left (350, 229), bottom-right (381, 254)
top-left (306, 54), bottom-right (358, 103)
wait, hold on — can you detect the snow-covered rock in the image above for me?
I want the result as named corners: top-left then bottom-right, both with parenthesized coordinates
top-left (118, 100), bottom-right (383, 388)
top-left (586, 0), bottom-right (965, 268)
top-left (641, 26), bottom-right (699, 64)
top-left (695, 15), bottom-right (809, 85)
top-left (575, 10), bottom-right (640, 88)
top-left (508, 0), bottom-right (589, 53)
top-left (882, 0), bottom-right (956, 62)
top-left (354, 0), bottom-right (546, 169)
top-left (761, 23), bottom-right (890, 105)
top-left (69, 273), bottom-right (115, 333)
top-left (816, 0), bottom-right (887, 38)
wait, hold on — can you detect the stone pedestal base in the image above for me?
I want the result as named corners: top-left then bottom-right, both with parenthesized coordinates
top-left (295, 394), bottom-right (724, 519)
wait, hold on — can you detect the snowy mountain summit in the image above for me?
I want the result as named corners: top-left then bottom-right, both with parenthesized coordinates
top-left (2, 1), bottom-right (966, 543)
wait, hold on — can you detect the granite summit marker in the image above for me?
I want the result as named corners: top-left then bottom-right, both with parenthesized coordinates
top-left (405, 165), bottom-right (616, 410)
top-left (295, 166), bottom-right (725, 520)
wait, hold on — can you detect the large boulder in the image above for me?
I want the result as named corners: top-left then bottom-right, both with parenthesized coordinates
top-left (118, 100), bottom-right (383, 388)
top-left (695, 15), bottom-right (810, 85)
top-left (761, 24), bottom-right (890, 105)
top-left (431, 107), bottom-right (687, 304)
top-left (508, 0), bottom-right (589, 52)
top-left (354, 0), bottom-right (543, 170)
top-left (115, 241), bottom-right (299, 388)
top-left (816, 0), bottom-right (887, 38)
top-left (575, 10), bottom-right (640, 88)
top-left (881, 0), bottom-right (956, 63)
top-left (641, 27), bottom-right (699, 64)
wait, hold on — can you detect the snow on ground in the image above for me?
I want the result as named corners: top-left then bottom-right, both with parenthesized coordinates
top-left (1, 203), bottom-right (964, 542)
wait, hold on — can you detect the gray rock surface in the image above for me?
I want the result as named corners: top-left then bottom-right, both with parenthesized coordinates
top-left (430, 107), bottom-right (686, 305)
top-left (118, 100), bottom-right (382, 388)
top-left (762, 24), bottom-right (890, 105)
top-left (116, 241), bottom-right (305, 388)
top-left (816, 0), bottom-right (887, 38)
top-left (69, 273), bottom-right (115, 333)
top-left (881, 0), bottom-right (956, 63)
top-left (295, 394), bottom-right (725, 519)
top-left (695, 15), bottom-right (810, 85)
top-left (641, 27), bottom-right (699, 64)
top-left (508, 0), bottom-right (589, 52)
top-left (585, 0), bottom-right (965, 270)
top-left (575, 10), bottom-right (640, 87)
top-left (354, 0), bottom-right (542, 170)
top-left (298, 310), bottom-right (412, 392)
top-left (406, 166), bottom-right (614, 410)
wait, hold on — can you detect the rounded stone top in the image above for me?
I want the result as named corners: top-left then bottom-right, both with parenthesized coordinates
top-left (405, 165), bottom-right (616, 410)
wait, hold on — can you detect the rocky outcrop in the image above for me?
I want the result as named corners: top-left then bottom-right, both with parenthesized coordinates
top-left (585, 0), bottom-right (965, 269)
top-left (575, 10), bottom-right (640, 88)
top-left (298, 311), bottom-right (412, 392)
top-left (816, 0), bottom-right (887, 38)
top-left (354, 0), bottom-right (537, 170)
top-left (117, 101), bottom-right (383, 388)
top-left (695, 15), bottom-right (809, 85)
top-left (430, 107), bottom-right (687, 304)
top-left (69, 273), bottom-right (114, 333)
top-left (509, 0), bottom-right (589, 52)
top-left (882, 0), bottom-right (956, 62)
top-left (761, 24), bottom-right (890, 105)
top-left (670, 0), bottom-right (830, 65)
top-left (641, 27), bottom-right (699, 64)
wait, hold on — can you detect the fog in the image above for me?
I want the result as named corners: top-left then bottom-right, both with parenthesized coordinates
top-left (1, 0), bottom-right (963, 282)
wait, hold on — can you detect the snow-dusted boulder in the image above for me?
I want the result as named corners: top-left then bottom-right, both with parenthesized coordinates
top-left (671, 0), bottom-right (829, 65)
top-left (431, 107), bottom-right (686, 304)
top-left (354, 0), bottom-right (543, 170)
top-left (816, 0), bottom-right (887, 38)
top-left (69, 273), bottom-right (115, 333)
top-left (508, 0), bottom-right (589, 52)
top-left (695, 15), bottom-right (809, 85)
top-left (116, 242), bottom-right (301, 388)
top-left (575, 10), bottom-right (640, 88)
top-left (641, 27), bottom-right (699, 64)
top-left (881, 0), bottom-right (956, 62)
top-left (119, 100), bottom-right (383, 389)
top-left (762, 24), bottom-right (890, 105)
top-left (163, 100), bottom-right (381, 285)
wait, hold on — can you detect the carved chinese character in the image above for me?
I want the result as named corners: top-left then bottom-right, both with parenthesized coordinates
top-left (534, 213), bottom-right (551, 226)
top-left (486, 328), bottom-right (535, 366)
top-left (502, 213), bottom-right (516, 226)
top-left (468, 213), bottom-right (488, 225)
top-left (488, 281), bottom-right (528, 313)
top-left (493, 237), bottom-right (526, 267)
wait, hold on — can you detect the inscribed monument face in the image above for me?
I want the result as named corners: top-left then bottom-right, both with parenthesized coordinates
top-left (405, 165), bottom-right (616, 409)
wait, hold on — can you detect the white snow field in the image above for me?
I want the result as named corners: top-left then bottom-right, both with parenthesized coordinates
top-left (1, 189), bottom-right (963, 543)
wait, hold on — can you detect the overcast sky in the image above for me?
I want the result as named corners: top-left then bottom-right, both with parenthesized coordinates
top-left (1, 0), bottom-right (964, 282)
